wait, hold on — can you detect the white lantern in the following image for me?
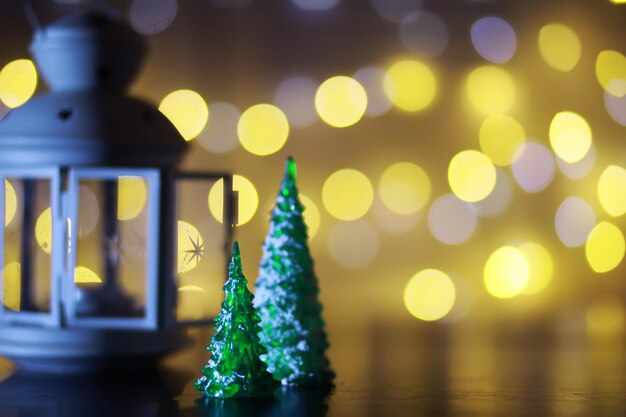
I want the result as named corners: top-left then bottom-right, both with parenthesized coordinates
top-left (0, 11), bottom-right (235, 373)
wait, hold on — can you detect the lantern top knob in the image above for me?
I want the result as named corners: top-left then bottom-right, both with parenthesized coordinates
top-left (0, 10), bottom-right (187, 167)
top-left (30, 10), bottom-right (146, 92)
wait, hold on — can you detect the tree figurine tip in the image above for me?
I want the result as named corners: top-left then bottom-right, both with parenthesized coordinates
top-left (229, 241), bottom-right (243, 276)
top-left (285, 156), bottom-right (297, 180)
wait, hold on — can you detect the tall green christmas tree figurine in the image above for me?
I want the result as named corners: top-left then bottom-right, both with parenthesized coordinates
top-left (254, 157), bottom-right (335, 385)
top-left (195, 241), bottom-right (279, 398)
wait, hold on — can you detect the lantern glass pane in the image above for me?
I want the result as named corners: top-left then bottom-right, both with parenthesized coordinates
top-left (72, 177), bottom-right (150, 319)
top-left (175, 176), bottom-right (230, 322)
top-left (3, 178), bottom-right (52, 313)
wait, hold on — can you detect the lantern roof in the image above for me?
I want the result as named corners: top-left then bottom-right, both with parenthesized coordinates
top-left (0, 11), bottom-right (187, 167)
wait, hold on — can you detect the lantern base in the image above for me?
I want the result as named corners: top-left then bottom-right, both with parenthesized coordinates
top-left (0, 325), bottom-right (190, 373)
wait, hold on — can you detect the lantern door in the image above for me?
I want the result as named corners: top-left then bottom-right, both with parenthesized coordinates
top-left (0, 167), bottom-right (62, 326)
top-left (172, 172), bottom-right (234, 326)
top-left (65, 168), bottom-right (160, 329)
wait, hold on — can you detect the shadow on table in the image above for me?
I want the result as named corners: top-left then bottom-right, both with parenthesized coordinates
top-left (193, 385), bottom-right (333, 417)
top-left (0, 367), bottom-right (190, 417)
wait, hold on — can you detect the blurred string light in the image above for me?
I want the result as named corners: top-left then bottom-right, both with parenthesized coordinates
top-left (129, 0), bottom-right (177, 35)
top-left (556, 143), bottom-right (596, 180)
top-left (378, 162), bottom-right (431, 215)
top-left (384, 59), bottom-right (437, 112)
top-left (0, 59), bottom-right (37, 108)
top-left (2, 262), bottom-right (20, 311)
top-left (208, 175), bottom-right (258, 226)
top-left (178, 285), bottom-right (205, 292)
top-left (77, 186), bottom-right (100, 236)
top-left (484, 246), bottom-right (529, 299)
top-left (586, 295), bottom-right (624, 335)
top-left (315, 76), bottom-right (368, 128)
top-left (399, 11), bottom-right (449, 58)
top-left (353, 67), bottom-right (393, 117)
top-left (322, 169), bottom-right (374, 221)
top-left (237, 103), bottom-right (289, 155)
top-left (555, 196), bottom-right (596, 247)
top-left (117, 176), bottom-right (147, 221)
top-left (428, 194), bottom-right (478, 245)
top-left (472, 168), bottom-right (513, 217)
top-left (511, 142), bottom-right (555, 193)
top-left (159, 89), bottom-right (209, 141)
top-left (470, 17), bottom-right (517, 64)
top-left (177, 284), bottom-right (215, 320)
top-left (585, 221), bottom-right (625, 273)
top-left (291, 0), bottom-right (340, 11)
top-left (403, 269), bottom-right (455, 321)
top-left (604, 87), bottom-right (626, 126)
top-left (448, 150), bottom-right (496, 202)
top-left (370, 0), bottom-right (422, 24)
top-left (35, 208), bottom-right (52, 254)
top-left (595, 50), bottom-right (626, 97)
top-left (177, 220), bottom-right (204, 274)
top-left (597, 165), bottom-right (626, 216)
top-left (74, 266), bottom-right (102, 284)
top-left (30, 185), bottom-right (100, 255)
top-left (4, 180), bottom-right (16, 226)
top-left (196, 102), bottom-right (240, 154)
top-left (178, 286), bottom-right (219, 321)
top-left (274, 76), bottom-right (318, 128)
top-left (466, 65), bottom-right (516, 115)
top-left (549, 111), bottom-right (592, 163)
top-left (440, 275), bottom-right (473, 323)
top-left (538, 23), bottom-right (581, 72)
top-left (33, 188), bottom-right (100, 252)
top-left (299, 193), bottom-right (321, 239)
top-left (370, 195), bottom-right (420, 234)
top-left (518, 242), bottom-right (553, 294)
top-left (479, 114), bottom-right (526, 166)
top-left (327, 219), bottom-right (380, 270)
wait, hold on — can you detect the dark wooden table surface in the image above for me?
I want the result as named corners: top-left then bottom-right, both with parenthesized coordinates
top-left (0, 322), bottom-right (624, 417)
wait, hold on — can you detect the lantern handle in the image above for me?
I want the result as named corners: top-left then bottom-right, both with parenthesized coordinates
top-left (24, 0), bottom-right (42, 32)
top-left (23, 0), bottom-right (123, 35)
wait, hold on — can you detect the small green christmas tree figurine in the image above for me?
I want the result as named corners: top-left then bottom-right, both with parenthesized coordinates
top-left (254, 157), bottom-right (335, 385)
top-left (195, 241), bottom-right (279, 398)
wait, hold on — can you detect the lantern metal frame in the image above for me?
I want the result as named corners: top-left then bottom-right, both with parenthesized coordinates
top-left (171, 170), bottom-right (236, 328)
top-left (66, 167), bottom-right (161, 330)
top-left (0, 167), bottom-right (63, 327)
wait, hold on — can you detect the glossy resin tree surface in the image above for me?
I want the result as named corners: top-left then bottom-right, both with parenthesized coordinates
top-left (254, 158), bottom-right (334, 385)
top-left (195, 242), bottom-right (279, 398)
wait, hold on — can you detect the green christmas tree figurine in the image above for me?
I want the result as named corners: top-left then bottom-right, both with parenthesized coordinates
top-left (195, 241), bottom-right (280, 398)
top-left (254, 157), bottom-right (335, 385)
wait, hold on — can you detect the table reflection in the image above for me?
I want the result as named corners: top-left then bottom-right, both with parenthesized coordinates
top-left (0, 360), bottom-right (332, 417)
top-left (0, 369), bottom-right (185, 417)
top-left (0, 322), bottom-right (625, 417)
top-left (193, 386), bottom-right (331, 417)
